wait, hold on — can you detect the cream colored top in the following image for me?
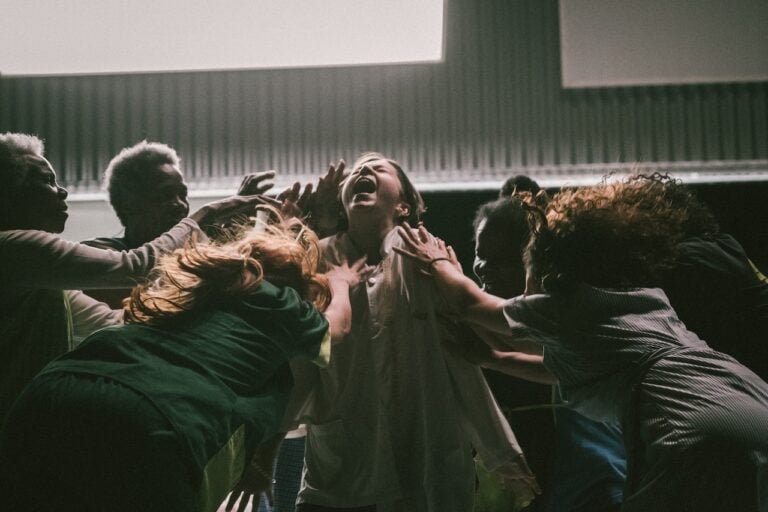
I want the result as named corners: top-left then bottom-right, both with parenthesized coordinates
top-left (290, 229), bottom-right (536, 511)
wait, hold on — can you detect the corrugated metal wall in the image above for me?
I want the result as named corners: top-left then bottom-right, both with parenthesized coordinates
top-left (1, 0), bottom-right (767, 194)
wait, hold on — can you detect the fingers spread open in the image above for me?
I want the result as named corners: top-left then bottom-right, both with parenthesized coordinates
top-left (351, 255), bottom-right (369, 270)
top-left (392, 246), bottom-right (418, 259)
top-left (417, 225), bottom-right (430, 243)
top-left (395, 226), bottom-right (418, 249)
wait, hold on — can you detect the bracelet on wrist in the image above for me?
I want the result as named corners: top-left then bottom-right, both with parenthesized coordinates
top-left (428, 257), bottom-right (452, 268)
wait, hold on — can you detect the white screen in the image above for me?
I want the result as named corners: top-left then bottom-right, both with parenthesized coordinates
top-left (559, 0), bottom-right (768, 87)
top-left (0, 0), bottom-right (444, 76)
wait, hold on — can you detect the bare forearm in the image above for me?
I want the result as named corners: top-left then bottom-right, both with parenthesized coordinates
top-left (324, 281), bottom-right (352, 343)
top-left (430, 260), bottom-right (510, 334)
top-left (472, 325), bottom-right (543, 355)
top-left (483, 352), bottom-right (557, 384)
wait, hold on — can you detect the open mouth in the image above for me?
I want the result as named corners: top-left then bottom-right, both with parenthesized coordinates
top-left (352, 177), bottom-right (376, 194)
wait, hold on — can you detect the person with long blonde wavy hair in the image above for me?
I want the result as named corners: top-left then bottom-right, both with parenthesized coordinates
top-left (0, 210), bottom-right (368, 512)
top-left (395, 174), bottom-right (768, 512)
top-left (125, 212), bottom-right (333, 326)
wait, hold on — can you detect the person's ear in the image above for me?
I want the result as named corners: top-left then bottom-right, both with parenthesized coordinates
top-left (397, 203), bottom-right (410, 219)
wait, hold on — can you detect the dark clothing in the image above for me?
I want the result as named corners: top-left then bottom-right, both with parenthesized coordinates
top-left (662, 233), bottom-right (768, 380)
top-left (546, 406), bottom-right (625, 512)
top-left (482, 369), bottom-right (556, 511)
top-left (0, 373), bottom-right (196, 512)
top-left (0, 281), bottom-right (329, 512)
top-left (296, 505), bottom-right (376, 512)
top-left (504, 286), bottom-right (768, 512)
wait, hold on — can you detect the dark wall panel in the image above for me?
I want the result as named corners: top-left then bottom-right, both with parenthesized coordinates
top-left (1, 0), bottom-right (766, 192)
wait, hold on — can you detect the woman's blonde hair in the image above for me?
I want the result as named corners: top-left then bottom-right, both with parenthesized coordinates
top-left (124, 208), bottom-right (330, 325)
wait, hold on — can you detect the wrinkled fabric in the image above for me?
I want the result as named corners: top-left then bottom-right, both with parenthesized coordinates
top-left (292, 230), bottom-right (535, 512)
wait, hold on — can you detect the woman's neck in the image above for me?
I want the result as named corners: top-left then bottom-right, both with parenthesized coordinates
top-left (346, 220), bottom-right (394, 265)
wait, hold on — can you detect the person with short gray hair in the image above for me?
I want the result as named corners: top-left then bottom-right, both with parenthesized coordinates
top-left (0, 132), bottom-right (270, 423)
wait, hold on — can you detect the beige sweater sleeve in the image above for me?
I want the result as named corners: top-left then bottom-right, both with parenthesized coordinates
top-left (0, 218), bottom-right (201, 290)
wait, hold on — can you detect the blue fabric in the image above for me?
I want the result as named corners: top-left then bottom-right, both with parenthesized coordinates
top-left (546, 406), bottom-right (626, 512)
top-left (257, 436), bottom-right (306, 512)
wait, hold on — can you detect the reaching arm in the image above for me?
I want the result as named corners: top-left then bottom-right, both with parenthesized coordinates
top-left (393, 225), bottom-right (512, 335)
top-left (65, 290), bottom-right (122, 345)
top-left (322, 256), bottom-right (370, 343)
top-left (447, 322), bottom-right (556, 384)
top-left (0, 220), bottom-right (200, 290)
top-left (0, 195), bottom-right (270, 291)
top-left (225, 432), bottom-right (285, 512)
top-left (478, 350), bottom-right (556, 384)
top-left (236, 171), bottom-right (276, 196)
top-left (276, 160), bottom-right (346, 237)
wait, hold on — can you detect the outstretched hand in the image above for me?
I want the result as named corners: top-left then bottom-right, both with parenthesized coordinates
top-left (190, 194), bottom-right (276, 230)
top-left (237, 171), bottom-right (276, 196)
top-left (278, 181), bottom-right (313, 219)
top-left (496, 463), bottom-right (542, 511)
top-left (306, 160), bottom-right (346, 237)
top-left (393, 223), bottom-right (460, 274)
top-left (224, 464), bottom-right (273, 512)
top-left (324, 255), bottom-right (372, 290)
top-left (442, 323), bottom-right (499, 366)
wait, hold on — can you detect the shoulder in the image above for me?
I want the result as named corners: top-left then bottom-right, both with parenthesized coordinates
top-left (673, 233), bottom-right (759, 283)
top-left (502, 293), bottom-right (566, 338)
top-left (318, 234), bottom-right (335, 257)
top-left (241, 281), bottom-right (319, 320)
top-left (319, 232), bottom-right (361, 265)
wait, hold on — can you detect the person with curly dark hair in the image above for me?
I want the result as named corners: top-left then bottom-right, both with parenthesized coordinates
top-left (498, 175), bottom-right (542, 199)
top-left (534, 173), bottom-right (768, 378)
top-left (527, 174), bottom-right (699, 291)
top-left (0, 213), bottom-right (368, 512)
top-left (473, 181), bottom-right (628, 512)
top-left (395, 174), bottom-right (768, 512)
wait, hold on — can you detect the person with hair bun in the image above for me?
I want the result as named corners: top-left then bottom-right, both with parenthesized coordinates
top-left (395, 174), bottom-right (768, 512)
top-left (470, 183), bottom-right (626, 512)
top-left (0, 212), bottom-right (368, 512)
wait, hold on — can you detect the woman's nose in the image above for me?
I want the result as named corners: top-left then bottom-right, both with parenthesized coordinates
top-left (58, 186), bottom-right (68, 199)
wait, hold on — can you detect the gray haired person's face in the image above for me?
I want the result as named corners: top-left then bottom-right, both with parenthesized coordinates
top-left (13, 154), bottom-right (69, 233)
